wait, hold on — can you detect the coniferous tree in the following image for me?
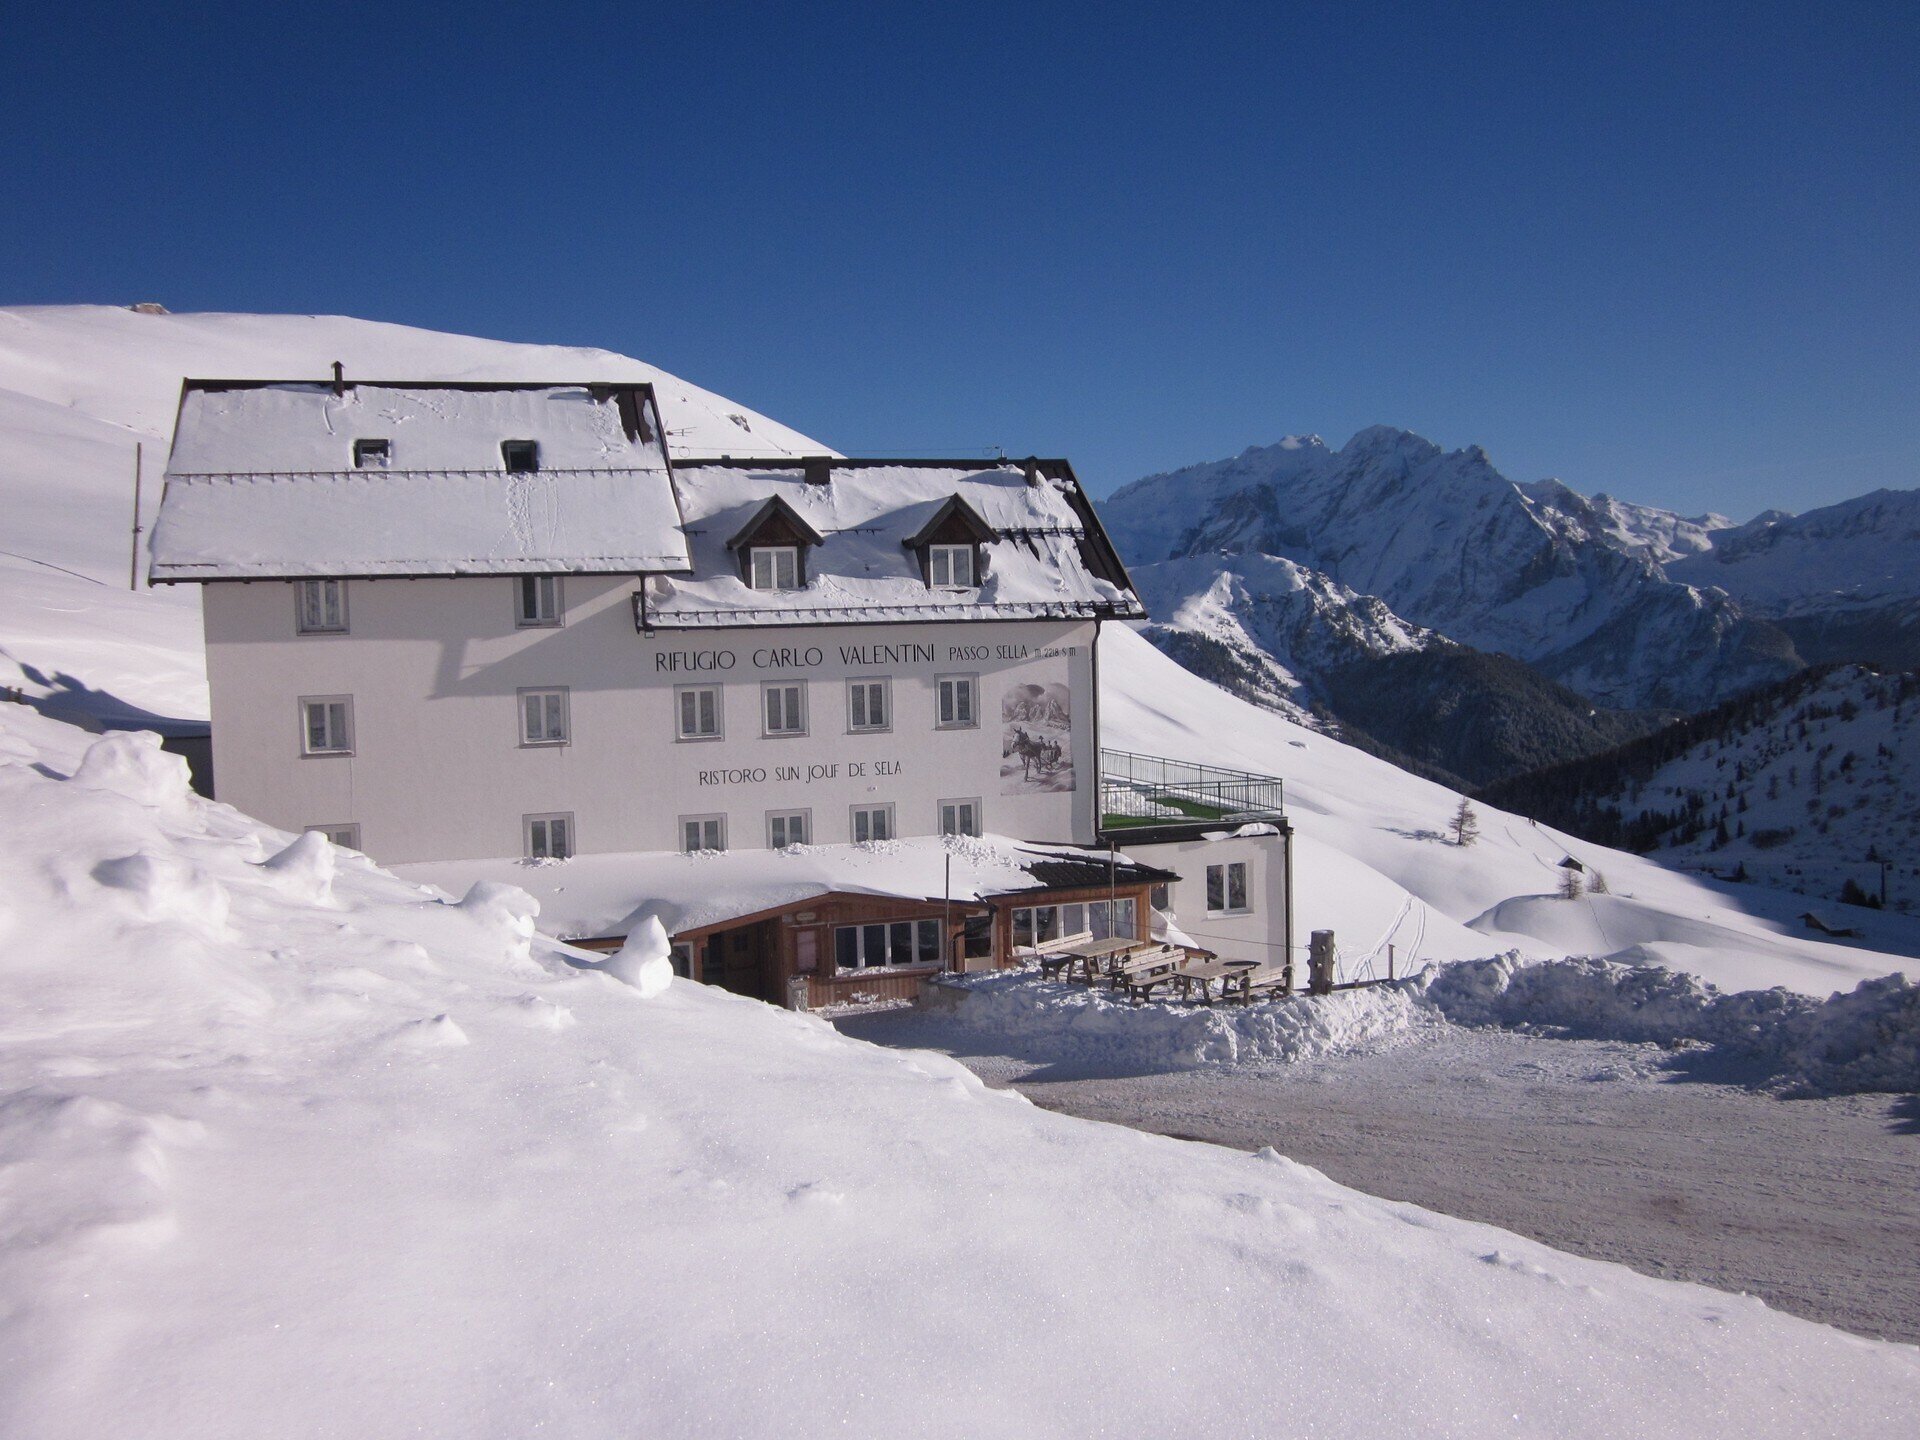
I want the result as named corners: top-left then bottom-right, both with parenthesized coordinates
top-left (1451, 798), bottom-right (1479, 847)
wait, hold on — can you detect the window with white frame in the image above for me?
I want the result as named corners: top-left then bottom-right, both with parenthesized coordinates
top-left (936, 674), bottom-right (977, 728)
top-left (525, 812), bottom-right (573, 860)
top-left (352, 437), bottom-right (390, 469)
top-left (519, 687), bottom-right (569, 746)
top-left (676, 684), bottom-right (722, 740)
top-left (763, 681), bottom-right (806, 736)
top-left (1206, 861), bottom-right (1251, 914)
top-left (306, 823), bottom-right (361, 849)
top-left (834, 918), bottom-right (943, 970)
top-left (1012, 898), bottom-right (1138, 952)
top-left (847, 677), bottom-right (889, 732)
top-left (748, 545), bottom-right (800, 591)
top-left (767, 810), bottom-right (809, 848)
top-left (938, 797), bottom-right (981, 837)
top-left (300, 696), bottom-right (353, 755)
top-left (928, 544), bottom-right (974, 588)
top-left (516, 575), bottom-right (562, 627)
top-left (681, 814), bottom-right (726, 853)
top-left (502, 439), bottom-right (539, 473)
top-left (295, 579), bottom-right (348, 634)
top-left (851, 803), bottom-right (893, 844)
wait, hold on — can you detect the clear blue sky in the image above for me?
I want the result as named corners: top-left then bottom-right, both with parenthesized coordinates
top-left (6, 1), bottom-right (1915, 516)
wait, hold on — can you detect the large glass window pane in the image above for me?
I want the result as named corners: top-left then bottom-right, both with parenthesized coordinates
top-left (1062, 903), bottom-right (1086, 937)
top-left (1089, 900), bottom-right (1109, 940)
top-left (835, 927), bottom-right (859, 971)
top-left (889, 922), bottom-right (914, 965)
top-left (1013, 909), bottom-right (1034, 949)
top-left (1207, 865), bottom-right (1225, 912)
top-left (1228, 864), bottom-right (1248, 912)
top-left (861, 925), bottom-right (887, 967)
top-left (1035, 907), bottom-right (1060, 944)
top-left (917, 920), bottom-right (941, 963)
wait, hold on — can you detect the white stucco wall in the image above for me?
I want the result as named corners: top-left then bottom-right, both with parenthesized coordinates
top-left (1124, 831), bottom-right (1292, 969)
top-left (202, 576), bottom-right (1097, 863)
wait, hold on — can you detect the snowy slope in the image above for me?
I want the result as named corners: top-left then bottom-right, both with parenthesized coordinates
top-left (0, 305), bottom-right (827, 723)
top-left (4, 706), bottom-right (1918, 1439)
top-left (1100, 625), bottom-right (1920, 995)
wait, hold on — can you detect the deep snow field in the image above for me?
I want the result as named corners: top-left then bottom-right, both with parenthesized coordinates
top-left (5, 305), bottom-right (1920, 1435)
top-left (5, 704), bottom-right (1920, 1438)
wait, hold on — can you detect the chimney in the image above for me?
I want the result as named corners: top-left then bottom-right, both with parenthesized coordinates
top-left (1022, 457), bottom-right (1040, 486)
top-left (331, 361), bottom-right (346, 396)
top-left (804, 457), bottom-right (832, 486)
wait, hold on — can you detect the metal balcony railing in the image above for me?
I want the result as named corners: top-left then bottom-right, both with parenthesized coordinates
top-left (1098, 748), bottom-right (1286, 831)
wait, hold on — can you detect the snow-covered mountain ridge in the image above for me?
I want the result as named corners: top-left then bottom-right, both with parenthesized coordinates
top-left (1104, 427), bottom-right (1918, 721)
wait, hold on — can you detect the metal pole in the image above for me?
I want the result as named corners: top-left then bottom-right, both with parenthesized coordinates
top-left (128, 442), bottom-right (143, 590)
top-left (1108, 837), bottom-right (1118, 940)
top-left (1388, 944), bottom-right (1395, 982)
top-left (944, 853), bottom-right (953, 970)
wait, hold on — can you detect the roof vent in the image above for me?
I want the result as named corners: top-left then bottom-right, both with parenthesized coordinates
top-left (1022, 457), bottom-right (1041, 486)
top-left (331, 361), bottom-right (346, 397)
top-left (130, 302), bottom-right (169, 315)
top-left (803, 458), bottom-right (832, 486)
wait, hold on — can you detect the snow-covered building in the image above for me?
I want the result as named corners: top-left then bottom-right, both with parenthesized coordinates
top-left (151, 376), bottom-right (1292, 1002)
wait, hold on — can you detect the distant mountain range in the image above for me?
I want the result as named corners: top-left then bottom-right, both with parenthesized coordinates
top-left (1102, 427), bottom-right (1920, 785)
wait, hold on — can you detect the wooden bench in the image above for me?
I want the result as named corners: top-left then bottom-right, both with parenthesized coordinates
top-left (1227, 966), bottom-right (1293, 1004)
top-left (1111, 945), bottom-right (1185, 1004)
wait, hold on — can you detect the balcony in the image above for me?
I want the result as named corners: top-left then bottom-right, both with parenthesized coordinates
top-left (1098, 748), bottom-right (1286, 835)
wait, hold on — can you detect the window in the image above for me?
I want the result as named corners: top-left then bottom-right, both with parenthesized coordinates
top-left (763, 681), bottom-right (806, 736)
top-left (306, 823), bottom-right (360, 849)
top-left (1150, 881), bottom-right (1171, 910)
top-left (300, 696), bottom-right (353, 755)
top-left (669, 942), bottom-right (694, 979)
top-left (516, 575), bottom-right (561, 627)
top-left (847, 677), bottom-right (890, 732)
top-left (833, 918), bottom-right (942, 970)
top-left (748, 545), bottom-right (800, 591)
top-left (681, 814), bottom-right (726, 853)
top-left (676, 685), bottom-right (723, 740)
top-left (519, 687), bottom-right (569, 746)
top-left (295, 579), bottom-right (348, 634)
top-left (928, 544), bottom-right (974, 588)
top-left (851, 804), bottom-right (894, 844)
top-left (1013, 898), bottom-right (1138, 953)
top-left (525, 812), bottom-right (573, 860)
top-left (768, 810), bottom-right (809, 848)
top-left (352, 438), bottom-right (390, 469)
top-left (939, 798), bottom-right (981, 837)
top-left (1206, 862), bottom-right (1251, 914)
top-left (502, 440), bottom-right (539, 473)
top-left (936, 675), bottom-right (977, 728)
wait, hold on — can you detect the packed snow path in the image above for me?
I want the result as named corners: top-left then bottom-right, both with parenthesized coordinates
top-left (840, 1012), bottom-right (1920, 1345)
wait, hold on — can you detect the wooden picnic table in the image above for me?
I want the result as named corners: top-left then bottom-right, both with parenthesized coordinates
top-left (1172, 955), bottom-right (1259, 1004)
top-left (1038, 935), bottom-right (1148, 984)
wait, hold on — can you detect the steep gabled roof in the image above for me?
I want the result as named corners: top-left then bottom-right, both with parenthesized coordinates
top-left (644, 457), bottom-right (1145, 629)
top-left (149, 380), bottom-right (690, 580)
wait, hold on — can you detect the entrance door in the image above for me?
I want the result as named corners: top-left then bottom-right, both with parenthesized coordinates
top-left (700, 923), bottom-right (770, 999)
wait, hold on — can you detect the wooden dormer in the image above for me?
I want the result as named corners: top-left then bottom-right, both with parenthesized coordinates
top-left (725, 495), bottom-right (825, 589)
top-left (903, 495), bottom-right (996, 589)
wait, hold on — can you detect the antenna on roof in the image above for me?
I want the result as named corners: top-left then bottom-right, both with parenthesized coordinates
top-left (331, 361), bottom-right (346, 396)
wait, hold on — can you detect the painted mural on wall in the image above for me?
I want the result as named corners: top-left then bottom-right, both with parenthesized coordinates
top-left (1001, 682), bottom-right (1074, 794)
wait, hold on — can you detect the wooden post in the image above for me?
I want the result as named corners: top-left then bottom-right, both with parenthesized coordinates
top-left (128, 442), bottom-right (143, 590)
top-left (1387, 943), bottom-right (1395, 982)
top-left (943, 852), bottom-right (953, 971)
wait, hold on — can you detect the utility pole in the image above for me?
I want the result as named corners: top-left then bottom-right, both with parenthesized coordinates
top-left (128, 443), bottom-right (143, 590)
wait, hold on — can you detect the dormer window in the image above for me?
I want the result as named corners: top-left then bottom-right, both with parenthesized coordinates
top-left (750, 546), bottom-right (800, 591)
top-left (502, 440), bottom-right (539, 473)
top-left (904, 496), bottom-right (996, 592)
top-left (352, 438), bottom-right (391, 469)
top-left (725, 495), bottom-right (824, 592)
top-left (928, 544), bottom-right (974, 588)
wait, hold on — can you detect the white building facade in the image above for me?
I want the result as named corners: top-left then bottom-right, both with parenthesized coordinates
top-left (152, 377), bottom-right (1293, 1000)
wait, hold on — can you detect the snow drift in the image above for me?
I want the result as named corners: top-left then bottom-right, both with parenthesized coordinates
top-left (6, 703), bottom-right (1919, 1436)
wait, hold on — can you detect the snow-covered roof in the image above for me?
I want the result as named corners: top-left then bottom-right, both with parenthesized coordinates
top-left (395, 833), bottom-right (1172, 942)
top-left (150, 381), bottom-right (689, 579)
top-left (641, 459), bottom-right (1144, 628)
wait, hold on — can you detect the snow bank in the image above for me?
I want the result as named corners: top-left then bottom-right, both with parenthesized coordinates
top-left (926, 968), bottom-right (1432, 1071)
top-left (8, 705), bottom-right (1920, 1436)
top-left (1420, 954), bottom-right (1920, 1097)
